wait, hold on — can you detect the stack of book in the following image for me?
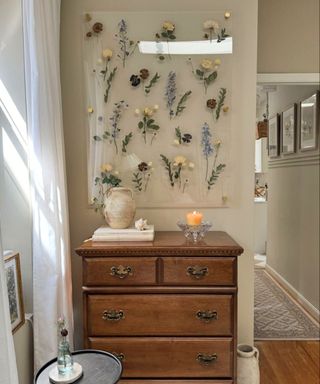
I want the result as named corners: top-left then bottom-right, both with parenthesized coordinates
top-left (92, 225), bottom-right (155, 242)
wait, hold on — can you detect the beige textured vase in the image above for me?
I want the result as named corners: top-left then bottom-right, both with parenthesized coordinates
top-left (104, 187), bottom-right (136, 229)
top-left (237, 344), bottom-right (260, 384)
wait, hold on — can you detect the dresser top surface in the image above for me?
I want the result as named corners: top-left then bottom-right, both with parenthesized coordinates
top-left (76, 231), bottom-right (243, 257)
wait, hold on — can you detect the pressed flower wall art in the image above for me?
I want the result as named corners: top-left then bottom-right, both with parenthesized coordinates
top-left (84, 11), bottom-right (233, 207)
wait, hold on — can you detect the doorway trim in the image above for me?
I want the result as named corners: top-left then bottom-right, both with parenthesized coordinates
top-left (257, 73), bottom-right (319, 84)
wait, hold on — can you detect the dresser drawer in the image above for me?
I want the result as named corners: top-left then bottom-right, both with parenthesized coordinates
top-left (83, 257), bottom-right (157, 285)
top-left (162, 257), bottom-right (236, 286)
top-left (87, 294), bottom-right (233, 336)
top-left (89, 337), bottom-right (233, 378)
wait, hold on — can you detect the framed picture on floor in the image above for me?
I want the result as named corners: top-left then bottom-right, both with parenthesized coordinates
top-left (268, 114), bottom-right (280, 158)
top-left (300, 92), bottom-right (319, 151)
top-left (4, 252), bottom-right (25, 333)
top-left (281, 104), bottom-right (297, 155)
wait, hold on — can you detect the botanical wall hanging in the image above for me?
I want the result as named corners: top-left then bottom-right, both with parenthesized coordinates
top-left (83, 11), bottom-right (232, 208)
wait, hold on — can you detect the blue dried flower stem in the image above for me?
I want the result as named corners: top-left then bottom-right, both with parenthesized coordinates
top-left (116, 19), bottom-right (137, 68)
top-left (165, 71), bottom-right (177, 119)
top-left (201, 122), bottom-right (214, 181)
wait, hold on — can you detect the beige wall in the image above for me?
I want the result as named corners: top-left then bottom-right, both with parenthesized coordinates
top-left (266, 85), bottom-right (320, 310)
top-left (258, 0), bottom-right (320, 73)
top-left (60, 0), bottom-right (258, 347)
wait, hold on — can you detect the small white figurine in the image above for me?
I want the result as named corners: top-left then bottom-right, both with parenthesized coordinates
top-left (135, 218), bottom-right (148, 231)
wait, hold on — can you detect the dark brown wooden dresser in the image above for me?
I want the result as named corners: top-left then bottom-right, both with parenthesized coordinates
top-left (76, 231), bottom-right (243, 383)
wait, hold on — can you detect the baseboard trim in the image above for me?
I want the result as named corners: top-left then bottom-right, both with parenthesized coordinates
top-left (265, 264), bottom-right (320, 321)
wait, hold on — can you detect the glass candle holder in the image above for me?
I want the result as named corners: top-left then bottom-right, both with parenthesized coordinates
top-left (177, 220), bottom-right (212, 243)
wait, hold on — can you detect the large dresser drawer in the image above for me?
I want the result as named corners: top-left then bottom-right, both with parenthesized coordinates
top-left (162, 257), bottom-right (236, 286)
top-left (87, 294), bottom-right (233, 336)
top-left (88, 337), bottom-right (233, 378)
top-left (83, 257), bottom-right (157, 285)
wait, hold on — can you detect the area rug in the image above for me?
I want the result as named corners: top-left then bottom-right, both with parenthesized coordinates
top-left (254, 269), bottom-right (320, 340)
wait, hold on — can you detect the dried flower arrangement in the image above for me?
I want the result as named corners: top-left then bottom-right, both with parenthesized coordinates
top-left (98, 49), bottom-right (117, 104)
top-left (132, 161), bottom-right (153, 192)
top-left (135, 105), bottom-right (160, 144)
top-left (201, 122), bottom-right (226, 190)
top-left (93, 100), bottom-right (128, 154)
top-left (173, 127), bottom-right (193, 146)
top-left (84, 14), bottom-right (104, 38)
top-left (129, 69), bottom-right (161, 96)
top-left (155, 21), bottom-right (176, 59)
top-left (160, 154), bottom-right (194, 193)
top-left (115, 19), bottom-right (137, 68)
top-left (202, 20), bottom-right (230, 43)
top-left (188, 57), bottom-right (220, 94)
top-left (165, 71), bottom-right (192, 118)
top-left (92, 163), bottom-right (121, 213)
top-left (206, 88), bottom-right (228, 121)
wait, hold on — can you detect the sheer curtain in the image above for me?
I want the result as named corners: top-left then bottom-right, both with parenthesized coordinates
top-left (22, 0), bottom-right (74, 370)
top-left (0, 227), bottom-right (19, 384)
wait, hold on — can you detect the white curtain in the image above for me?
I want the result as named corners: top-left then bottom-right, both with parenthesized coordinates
top-left (0, 226), bottom-right (19, 384)
top-left (22, 0), bottom-right (74, 370)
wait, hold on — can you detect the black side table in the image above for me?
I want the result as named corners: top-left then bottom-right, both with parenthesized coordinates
top-left (34, 349), bottom-right (122, 384)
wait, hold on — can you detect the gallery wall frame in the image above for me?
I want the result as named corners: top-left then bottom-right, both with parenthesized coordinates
top-left (268, 114), bottom-right (280, 158)
top-left (281, 104), bottom-right (297, 155)
top-left (299, 91), bottom-right (319, 152)
top-left (4, 252), bottom-right (25, 333)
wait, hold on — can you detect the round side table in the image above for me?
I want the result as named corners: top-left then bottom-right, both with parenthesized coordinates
top-left (34, 349), bottom-right (122, 384)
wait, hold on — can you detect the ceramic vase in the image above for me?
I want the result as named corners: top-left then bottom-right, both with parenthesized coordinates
top-left (237, 344), bottom-right (260, 384)
top-left (104, 187), bottom-right (136, 229)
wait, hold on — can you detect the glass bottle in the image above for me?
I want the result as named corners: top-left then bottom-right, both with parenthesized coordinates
top-left (57, 328), bottom-right (73, 375)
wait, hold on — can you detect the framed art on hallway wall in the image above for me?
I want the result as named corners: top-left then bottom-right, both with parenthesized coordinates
top-left (281, 104), bottom-right (297, 155)
top-left (268, 114), bottom-right (280, 158)
top-left (300, 92), bottom-right (319, 151)
top-left (4, 252), bottom-right (25, 333)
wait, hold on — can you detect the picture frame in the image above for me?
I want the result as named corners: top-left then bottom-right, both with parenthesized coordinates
top-left (281, 104), bottom-right (297, 155)
top-left (268, 114), bottom-right (280, 158)
top-left (300, 92), bottom-right (319, 151)
top-left (4, 253), bottom-right (25, 333)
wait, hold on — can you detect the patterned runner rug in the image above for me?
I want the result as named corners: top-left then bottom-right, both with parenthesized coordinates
top-left (254, 269), bottom-right (320, 340)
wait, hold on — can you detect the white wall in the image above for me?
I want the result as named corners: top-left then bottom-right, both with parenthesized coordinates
top-left (266, 85), bottom-right (320, 310)
top-left (258, 0), bottom-right (319, 73)
top-left (60, 0), bottom-right (258, 347)
top-left (0, 0), bottom-right (33, 380)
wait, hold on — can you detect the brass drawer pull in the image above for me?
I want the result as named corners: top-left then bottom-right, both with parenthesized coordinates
top-left (187, 266), bottom-right (208, 279)
top-left (110, 265), bottom-right (133, 279)
top-left (197, 310), bottom-right (218, 322)
top-left (112, 352), bottom-right (125, 361)
top-left (197, 353), bottom-right (218, 365)
top-left (102, 309), bottom-right (125, 321)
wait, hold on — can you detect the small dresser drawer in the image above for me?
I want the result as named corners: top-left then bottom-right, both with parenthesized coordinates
top-left (83, 257), bottom-right (157, 285)
top-left (87, 294), bottom-right (233, 336)
top-left (88, 337), bottom-right (233, 378)
top-left (163, 257), bottom-right (236, 286)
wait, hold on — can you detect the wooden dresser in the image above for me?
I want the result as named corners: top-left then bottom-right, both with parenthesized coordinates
top-left (76, 231), bottom-right (243, 383)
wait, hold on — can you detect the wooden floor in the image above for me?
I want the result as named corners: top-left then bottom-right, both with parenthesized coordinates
top-left (256, 340), bottom-right (320, 384)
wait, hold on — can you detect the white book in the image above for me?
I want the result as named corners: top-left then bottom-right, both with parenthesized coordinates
top-left (92, 225), bottom-right (155, 242)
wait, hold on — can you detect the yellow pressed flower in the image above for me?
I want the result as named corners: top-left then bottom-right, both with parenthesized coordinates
top-left (223, 106), bottom-right (229, 113)
top-left (173, 139), bottom-right (180, 146)
top-left (201, 59), bottom-right (213, 70)
top-left (174, 155), bottom-right (187, 166)
top-left (162, 21), bottom-right (175, 32)
top-left (224, 11), bottom-right (231, 19)
top-left (203, 20), bottom-right (219, 31)
top-left (214, 58), bottom-right (221, 66)
top-left (87, 107), bottom-right (94, 114)
top-left (188, 162), bottom-right (195, 170)
top-left (101, 163), bottom-right (113, 172)
top-left (102, 49), bottom-right (113, 59)
top-left (143, 107), bottom-right (154, 117)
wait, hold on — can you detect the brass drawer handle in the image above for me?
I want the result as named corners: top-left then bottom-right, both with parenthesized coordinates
top-left (197, 310), bottom-right (218, 322)
top-left (187, 266), bottom-right (208, 279)
top-left (197, 353), bottom-right (218, 365)
top-left (112, 352), bottom-right (125, 361)
top-left (110, 265), bottom-right (133, 279)
top-left (102, 309), bottom-right (125, 321)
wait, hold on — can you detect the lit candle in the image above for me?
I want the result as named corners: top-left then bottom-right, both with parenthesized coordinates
top-left (186, 211), bottom-right (203, 226)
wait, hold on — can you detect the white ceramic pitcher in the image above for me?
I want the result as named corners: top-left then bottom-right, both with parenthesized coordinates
top-left (237, 344), bottom-right (260, 384)
top-left (104, 187), bottom-right (136, 229)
